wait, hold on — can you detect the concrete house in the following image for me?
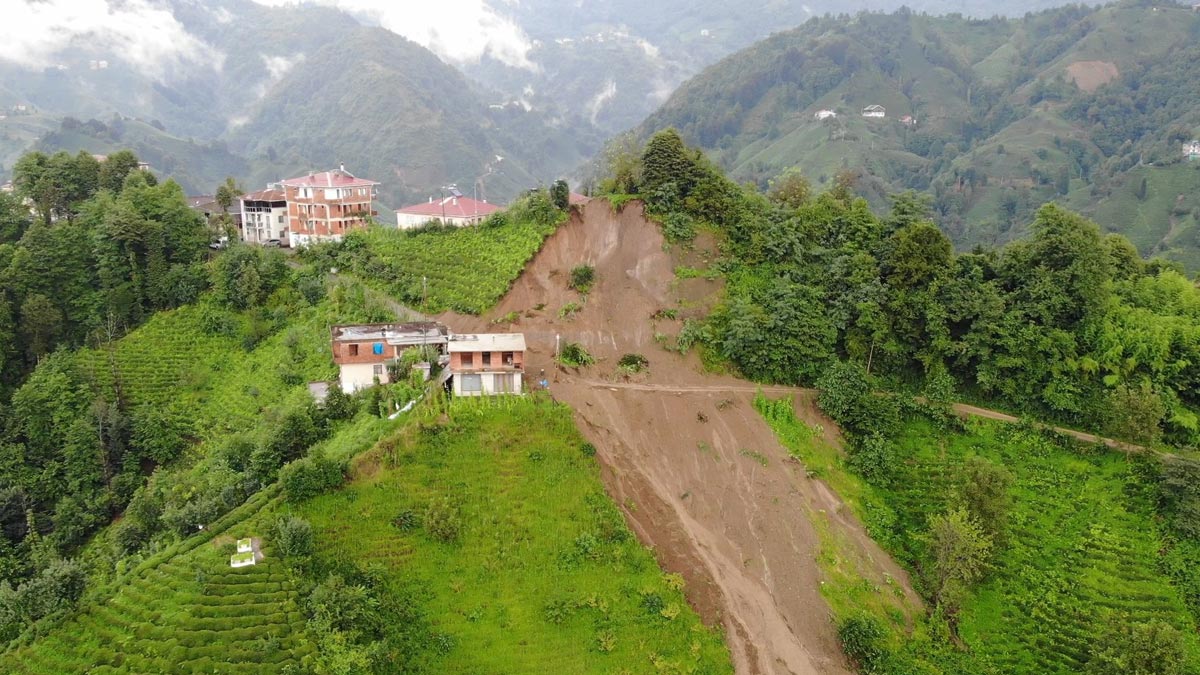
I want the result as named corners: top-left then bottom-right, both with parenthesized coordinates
top-left (280, 166), bottom-right (379, 246)
top-left (395, 195), bottom-right (501, 229)
top-left (900, 115), bottom-right (917, 127)
top-left (331, 323), bottom-right (449, 393)
top-left (448, 333), bottom-right (526, 397)
top-left (862, 105), bottom-right (886, 118)
top-left (814, 109), bottom-right (838, 121)
top-left (239, 188), bottom-right (289, 245)
top-left (1184, 141), bottom-right (1200, 159)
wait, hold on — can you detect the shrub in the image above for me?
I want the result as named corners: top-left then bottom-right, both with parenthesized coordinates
top-left (580, 442), bottom-right (597, 457)
top-left (280, 453), bottom-right (346, 503)
top-left (837, 613), bottom-right (888, 671)
top-left (273, 516), bottom-right (314, 559)
top-left (558, 301), bottom-right (582, 319)
top-left (569, 265), bottom-right (596, 293)
top-left (558, 342), bottom-right (595, 368)
top-left (391, 509), bottom-right (421, 532)
top-left (617, 353), bottom-right (649, 374)
top-left (424, 498), bottom-right (462, 544)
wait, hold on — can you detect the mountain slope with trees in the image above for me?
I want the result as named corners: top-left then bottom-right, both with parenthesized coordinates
top-left (630, 0), bottom-right (1200, 270)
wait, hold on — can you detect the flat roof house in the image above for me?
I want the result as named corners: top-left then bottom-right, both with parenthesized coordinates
top-left (448, 333), bottom-right (526, 397)
top-left (281, 165), bottom-right (379, 246)
top-left (395, 195), bottom-right (502, 229)
top-left (240, 188), bottom-right (289, 245)
top-left (331, 322), bottom-right (449, 393)
top-left (1185, 141), bottom-right (1200, 159)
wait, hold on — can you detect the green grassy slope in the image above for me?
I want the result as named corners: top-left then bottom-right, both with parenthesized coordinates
top-left (0, 491), bottom-right (313, 674)
top-left (631, 1), bottom-right (1200, 270)
top-left (30, 118), bottom-right (253, 196)
top-left (315, 195), bottom-right (564, 314)
top-left (759, 392), bottom-right (1200, 674)
top-left (296, 396), bottom-right (733, 674)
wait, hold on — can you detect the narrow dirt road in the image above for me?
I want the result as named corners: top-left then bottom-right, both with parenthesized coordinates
top-left (445, 201), bottom-right (919, 675)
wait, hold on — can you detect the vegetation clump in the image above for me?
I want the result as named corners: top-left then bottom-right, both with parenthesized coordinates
top-left (557, 342), bottom-right (596, 368)
top-left (569, 264), bottom-right (596, 294)
top-left (617, 353), bottom-right (649, 374)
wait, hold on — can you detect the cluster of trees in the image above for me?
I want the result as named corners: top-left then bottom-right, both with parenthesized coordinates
top-left (627, 129), bottom-right (1200, 447)
top-left (0, 150), bottom-right (215, 392)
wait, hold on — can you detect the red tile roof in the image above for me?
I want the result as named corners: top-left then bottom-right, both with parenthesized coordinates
top-left (241, 189), bottom-right (286, 202)
top-left (279, 169), bottom-right (379, 188)
top-left (395, 197), bottom-right (502, 219)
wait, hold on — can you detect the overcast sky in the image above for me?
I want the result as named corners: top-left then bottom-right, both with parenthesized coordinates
top-left (0, 0), bottom-right (534, 78)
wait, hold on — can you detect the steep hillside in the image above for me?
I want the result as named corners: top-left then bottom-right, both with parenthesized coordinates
top-left (32, 116), bottom-right (250, 196)
top-left (230, 26), bottom-right (580, 209)
top-left (632, 1), bottom-right (1200, 270)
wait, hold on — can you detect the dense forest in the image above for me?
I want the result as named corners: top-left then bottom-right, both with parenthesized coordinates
top-left (601, 127), bottom-right (1200, 674)
top-left (629, 0), bottom-right (1200, 271)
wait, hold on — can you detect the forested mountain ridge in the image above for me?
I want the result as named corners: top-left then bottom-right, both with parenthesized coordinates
top-left (632, 0), bottom-right (1200, 270)
top-left (0, 0), bottom-right (589, 208)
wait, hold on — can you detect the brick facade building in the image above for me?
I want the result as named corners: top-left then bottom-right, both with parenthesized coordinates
top-left (280, 167), bottom-right (379, 246)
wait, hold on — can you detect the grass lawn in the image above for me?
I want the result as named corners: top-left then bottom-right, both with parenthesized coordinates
top-left (297, 395), bottom-right (733, 674)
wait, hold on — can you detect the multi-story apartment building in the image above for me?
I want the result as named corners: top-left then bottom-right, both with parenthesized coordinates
top-left (280, 166), bottom-right (379, 246)
top-left (239, 188), bottom-right (289, 245)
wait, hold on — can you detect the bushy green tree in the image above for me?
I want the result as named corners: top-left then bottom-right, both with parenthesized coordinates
top-left (925, 508), bottom-right (992, 617)
top-left (1086, 616), bottom-right (1185, 675)
top-left (954, 456), bottom-right (1013, 546)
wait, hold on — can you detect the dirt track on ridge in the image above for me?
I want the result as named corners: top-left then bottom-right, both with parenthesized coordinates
top-left (445, 200), bottom-right (919, 674)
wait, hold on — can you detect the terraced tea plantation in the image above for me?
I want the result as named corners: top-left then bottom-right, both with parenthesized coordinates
top-left (297, 396), bottom-right (733, 673)
top-left (343, 213), bottom-right (559, 314)
top-left (0, 500), bottom-right (313, 674)
top-left (886, 419), bottom-right (1200, 672)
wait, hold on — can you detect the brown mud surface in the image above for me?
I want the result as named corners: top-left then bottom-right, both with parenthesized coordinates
top-left (1066, 60), bottom-right (1118, 92)
top-left (443, 200), bottom-right (920, 674)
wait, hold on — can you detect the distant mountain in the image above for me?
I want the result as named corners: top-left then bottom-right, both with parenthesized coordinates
top-left (0, 0), bottom-right (588, 207)
top-left (462, 0), bottom-right (1102, 138)
top-left (629, 0), bottom-right (1200, 271)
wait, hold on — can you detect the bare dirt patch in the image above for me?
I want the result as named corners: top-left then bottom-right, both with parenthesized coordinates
top-left (1066, 60), bottom-right (1118, 92)
top-left (447, 200), bottom-right (917, 674)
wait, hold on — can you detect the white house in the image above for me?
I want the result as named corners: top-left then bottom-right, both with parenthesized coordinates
top-left (331, 323), bottom-right (450, 393)
top-left (814, 109), bottom-right (838, 121)
top-left (862, 105), bottom-right (886, 118)
top-left (449, 333), bottom-right (526, 397)
top-left (1184, 141), bottom-right (1200, 159)
top-left (239, 188), bottom-right (289, 245)
top-left (395, 196), bottom-right (502, 229)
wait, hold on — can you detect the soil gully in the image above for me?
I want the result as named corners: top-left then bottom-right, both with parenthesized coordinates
top-left (445, 200), bottom-right (917, 675)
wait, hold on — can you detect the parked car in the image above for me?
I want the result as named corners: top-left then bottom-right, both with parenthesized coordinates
top-left (265, 239), bottom-right (282, 248)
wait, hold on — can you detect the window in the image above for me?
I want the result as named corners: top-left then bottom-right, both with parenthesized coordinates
top-left (373, 364), bottom-right (384, 377)
top-left (349, 344), bottom-right (359, 356)
top-left (502, 351), bottom-right (514, 366)
top-left (278, 214), bottom-right (285, 223)
top-left (482, 352), bottom-right (492, 367)
top-left (459, 374), bottom-right (482, 393)
top-left (461, 353), bottom-right (473, 368)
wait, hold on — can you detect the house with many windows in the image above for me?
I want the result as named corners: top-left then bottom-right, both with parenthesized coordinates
top-left (330, 323), bottom-right (449, 393)
top-left (239, 189), bottom-right (289, 245)
top-left (448, 333), bottom-right (525, 396)
top-left (1185, 140), bottom-right (1200, 159)
top-left (280, 165), bottom-right (379, 246)
top-left (862, 104), bottom-right (886, 118)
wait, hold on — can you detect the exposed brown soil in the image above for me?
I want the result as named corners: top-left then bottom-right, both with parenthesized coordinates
top-left (1066, 60), bottom-right (1118, 92)
top-left (445, 200), bottom-right (919, 674)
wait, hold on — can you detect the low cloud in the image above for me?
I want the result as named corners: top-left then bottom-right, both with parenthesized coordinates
top-left (252, 0), bottom-right (536, 70)
top-left (0, 0), bottom-right (217, 79)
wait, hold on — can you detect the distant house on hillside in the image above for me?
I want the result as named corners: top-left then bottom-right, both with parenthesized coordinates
top-left (395, 195), bottom-right (501, 229)
top-left (862, 105), bottom-right (886, 119)
top-left (814, 109), bottom-right (837, 121)
top-left (1184, 140), bottom-right (1200, 159)
top-left (279, 165), bottom-right (378, 246)
top-left (331, 323), bottom-right (449, 393)
top-left (240, 188), bottom-right (289, 245)
top-left (448, 333), bottom-right (525, 397)
top-left (900, 115), bottom-right (917, 127)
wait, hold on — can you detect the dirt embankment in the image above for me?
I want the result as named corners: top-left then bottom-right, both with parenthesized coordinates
top-left (447, 200), bottom-right (918, 675)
